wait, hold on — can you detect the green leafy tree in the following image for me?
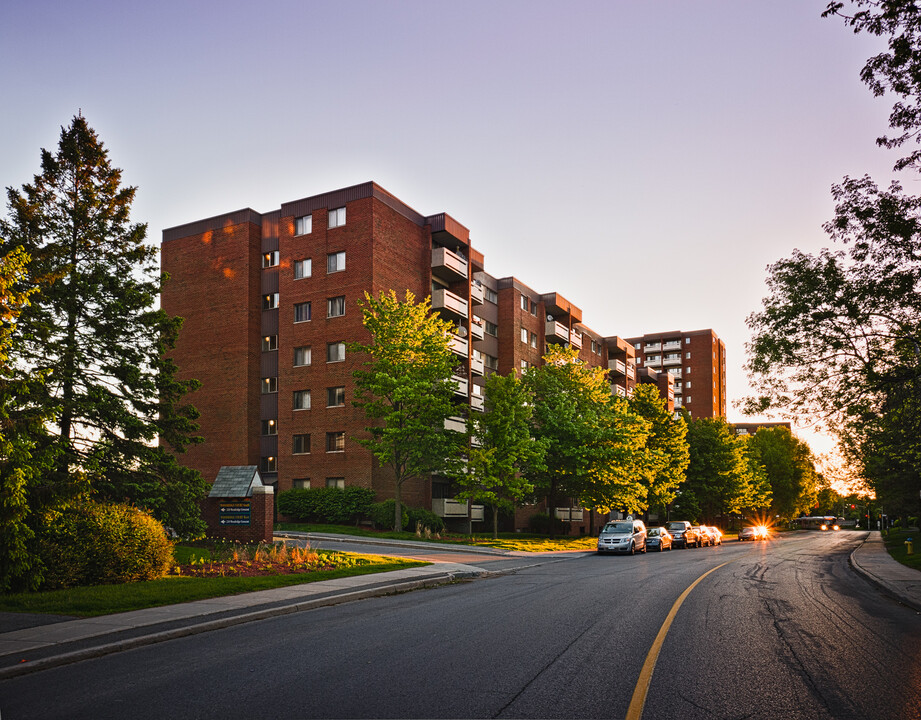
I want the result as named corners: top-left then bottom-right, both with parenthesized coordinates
top-left (748, 426), bottom-right (819, 520)
top-left (523, 345), bottom-right (647, 536)
top-left (350, 290), bottom-right (461, 532)
top-left (738, 435), bottom-right (773, 521)
top-left (628, 383), bottom-right (689, 516)
top-left (457, 371), bottom-right (546, 538)
top-left (677, 416), bottom-right (752, 524)
top-left (0, 115), bottom-right (206, 538)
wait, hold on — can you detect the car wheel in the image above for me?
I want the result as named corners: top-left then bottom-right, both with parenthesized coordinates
top-left (629, 543), bottom-right (635, 555)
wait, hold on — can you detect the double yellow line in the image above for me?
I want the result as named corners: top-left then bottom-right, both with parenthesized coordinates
top-left (625, 561), bottom-right (731, 720)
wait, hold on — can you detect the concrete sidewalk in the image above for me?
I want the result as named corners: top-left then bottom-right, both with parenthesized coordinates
top-left (849, 530), bottom-right (921, 613)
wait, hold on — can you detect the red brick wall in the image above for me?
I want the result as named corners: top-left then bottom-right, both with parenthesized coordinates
top-left (203, 488), bottom-right (274, 544)
top-left (161, 221), bottom-right (263, 485)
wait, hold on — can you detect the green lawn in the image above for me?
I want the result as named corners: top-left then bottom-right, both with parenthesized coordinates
top-left (882, 529), bottom-right (921, 572)
top-left (0, 555), bottom-right (426, 617)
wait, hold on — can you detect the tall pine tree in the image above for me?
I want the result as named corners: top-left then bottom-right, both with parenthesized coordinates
top-left (0, 115), bottom-right (206, 538)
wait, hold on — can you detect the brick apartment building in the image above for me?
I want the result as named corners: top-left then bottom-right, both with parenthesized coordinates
top-left (626, 330), bottom-right (727, 418)
top-left (161, 182), bottom-right (719, 532)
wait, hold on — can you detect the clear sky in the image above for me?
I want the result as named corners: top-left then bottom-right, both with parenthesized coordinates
top-left (0, 0), bottom-right (900, 459)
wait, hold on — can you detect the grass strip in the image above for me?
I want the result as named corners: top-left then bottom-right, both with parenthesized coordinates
top-left (0, 557), bottom-right (426, 618)
top-left (881, 529), bottom-right (921, 572)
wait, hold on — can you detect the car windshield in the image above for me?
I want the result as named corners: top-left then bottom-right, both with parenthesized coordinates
top-left (602, 523), bottom-right (633, 534)
top-left (666, 523), bottom-right (685, 531)
top-left (648, 528), bottom-right (661, 536)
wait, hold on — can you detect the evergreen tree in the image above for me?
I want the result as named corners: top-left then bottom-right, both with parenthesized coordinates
top-left (0, 115), bottom-right (206, 539)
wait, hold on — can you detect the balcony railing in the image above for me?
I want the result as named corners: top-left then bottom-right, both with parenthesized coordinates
top-left (452, 375), bottom-right (468, 397)
top-left (644, 342), bottom-right (662, 352)
top-left (432, 497), bottom-right (470, 517)
top-left (612, 384), bottom-right (627, 397)
top-left (471, 504), bottom-right (485, 521)
top-left (432, 288), bottom-right (468, 318)
top-left (444, 416), bottom-right (466, 433)
top-left (448, 335), bottom-right (468, 357)
top-left (546, 319), bottom-right (569, 343)
top-left (470, 282), bottom-right (484, 305)
top-left (608, 359), bottom-right (627, 375)
top-left (663, 355), bottom-right (681, 366)
top-left (470, 316), bottom-right (485, 341)
top-left (554, 507), bottom-right (584, 522)
top-left (570, 330), bottom-right (582, 350)
top-left (470, 356), bottom-right (485, 376)
top-left (663, 340), bottom-right (682, 350)
top-left (471, 395), bottom-right (484, 412)
top-left (626, 365), bottom-right (635, 379)
top-left (431, 247), bottom-right (468, 282)
top-left (645, 356), bottom-right (662, 366)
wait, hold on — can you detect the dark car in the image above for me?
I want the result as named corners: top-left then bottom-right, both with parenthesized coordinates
top-left (646, 526), bottom-right (673, 552)
top-left (665, 521), bottom-right (700, 548)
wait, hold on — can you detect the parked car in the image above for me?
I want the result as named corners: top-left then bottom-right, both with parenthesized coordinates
top-left (665, 521), bottom-right (700, 548)
top-left (706, 526), bottom-right (723, 546)
top-left (646, 526), bottom-right (673, 552)
top-left (695, 525), bottom-right (712, 547)
top-left (597, 520), bottom-right (647, 555)
top-left (739, 525), bottom-right (765, 541)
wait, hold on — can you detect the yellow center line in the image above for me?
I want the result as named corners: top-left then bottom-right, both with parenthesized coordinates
top-left (626, 561), bottom-right (731, 720)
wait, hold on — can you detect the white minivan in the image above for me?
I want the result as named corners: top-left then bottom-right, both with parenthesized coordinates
top-left (597, 520), bottom-right (647, 555)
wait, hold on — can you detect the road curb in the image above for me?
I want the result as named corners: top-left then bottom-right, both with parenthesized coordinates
top-left (848, 536), bottom-right (921, 614)
top-left (0, 570), bottom-right (479, 680)
top-left (276, 531), bottom-right (511, 556)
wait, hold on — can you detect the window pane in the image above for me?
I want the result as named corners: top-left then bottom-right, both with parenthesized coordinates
top-left (295, 215), bottom-right (312, 235)
top-left (293, 434), bottom-right (310, 454)
top-left (326, 477), bottom-right (345, 489)
top-left (327, 296), bottom-right (345, 318)
top-left (262, 335), bottom-right (278, 351)
top-left (326, 342), bottom-right (345, 362)
top-left (263, 293), bottom-right (278, 310)
top-left (262, 377), bottom-right (277, 394)
top-left (262, 251), bottom-right (278, 268)
top-left (294, 302), bottom-right (311, 323)
top-left (293, 390), bottom-right (310, 410)
top-left (326, 432), bottom-right (345, 452)
top-left (261, 419), bottom-right (277, 435)
top-left (294, 258), bottom-right (312, 279)
top-left (327, 251), bottom-right (345, 273)
top-left (294, 346), bottom-right (311, 366)
top-left (327, 386), bottom-right (345, 407)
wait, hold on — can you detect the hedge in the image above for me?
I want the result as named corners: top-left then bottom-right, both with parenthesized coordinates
top-left (277, 486), bottom-right (375, 524)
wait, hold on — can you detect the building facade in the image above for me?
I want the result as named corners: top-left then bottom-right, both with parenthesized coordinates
top-left (161, 182), bottom-right (725, 532)
top-left (626, 329), bottom-right (727, 418)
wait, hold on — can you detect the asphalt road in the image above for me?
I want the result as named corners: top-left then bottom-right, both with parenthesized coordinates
top-left (2, 532), bottom-right (920, 720)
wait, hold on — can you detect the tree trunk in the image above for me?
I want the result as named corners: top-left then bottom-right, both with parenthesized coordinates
top-left (492, 504), bottom-right (499, 539)
top-left (394, 480), bottom-right (403, 533)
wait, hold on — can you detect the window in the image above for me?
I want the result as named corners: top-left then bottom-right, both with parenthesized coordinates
top-left (686, 352), bottom-right (691, 359)
top-left (294, 302), bottom-right (311, 323)
top-left (326, 477), bottom-right (345, 489)
top-left (484, 354), bottom-right (499, 371)
top-left (292, 434), bottom-right (310, 454)
top-left (262, 335), bottom-right (278, 351)
top-left (294, 258), bottom-right (312, 279)
top-left (262, 456), bottom-right (276, 472)
top-left (295, 215), bottom-right (312, 236)
top-left (686, 367), bottom-right (691, 374)
top-left (530, 332), bottom-right (538, 349)
top-left (520, 295), bottom-right (528, 311)
top-left (484, 320), bottom-right (498, 337)
top-left (327, 296), bottom-right (345, 318)
top-left (686, 396), bottom-right (692, 404)
top-left (326, 342), bottom-right (345, 363)
top-left (520, 360), bottom-right (529, 370)
top-left (634, 343), bottom-right (641, 350)
top-left (293, 478), bottom-right (310, 489)
top-left (261, 419), bottom-right (277, 435)
top-left (261, 377), bottom-right (277, 394)
top-left (293, 390), bottom-right (310, 410)
top-left (530, 300), bottom-right (538, 316)
top-left (485, 287), bottom-right (498, 304)
top-left (685, 381), bottom-right (691, 389)
top-left (326, 431), bottom-right (345, 452)
top-left (294, 346), bottom-right (311, 367)
top-left (327, 251), bottom-right (346, 273)
top-left (685, 337), bottom-right (691, 344)
top-left (328, 207), bottom-right (346, 228)
top-left (327, 386), bottom-right (345, 407)
top-left (262, 251), bottom-right (279, 268)
top-left (262, 293), bottom-right (279, 310)
top-left (521, 328), bottom-right (528, 343)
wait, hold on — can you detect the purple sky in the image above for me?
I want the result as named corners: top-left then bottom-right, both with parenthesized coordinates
top-left (0, 0), bottom-right (900, 458)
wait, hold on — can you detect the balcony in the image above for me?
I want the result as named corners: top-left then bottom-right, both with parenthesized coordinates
top-left (470, 282), bottom-right (484, 305)
top-left (431, 247), bottom-right (468, 282)
top-left (569, 330), bottom-right (582, 350)
top-left (663, 354), bottom-right (681, 366)
top-left (471, 395), bottom-right (484, 412)
top-left (452, 375), bottom-right (468, 397)
top-left (470, 355), bottom-right (485, 376)
top-left (546, 319), bottom-right (569, 344)
top-left (644, 342), bottom-right (661, 352)
top-left (609, 359), bottom-right (627, 376)
top-left (612, 384), bottom-right (627, 398)
top-left (626, 365), bottom-right (635, 379)
top-left (470, 316), bottom-right (485, 341)
top-left (645, 356), bottom-right (662, 367)
top-left (663, 340), bottom-right (682, 351)
top-left (448, 334), bottom-right (468, 357)
top-left (432, 288), bottom-right (468, 319)
top-left (433, 497), bottom-right (470, 518)
top-left (444, 416), bottom-right (466, 433)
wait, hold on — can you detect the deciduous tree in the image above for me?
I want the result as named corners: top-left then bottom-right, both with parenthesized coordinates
top-left (350, 290), bottom-right (462, 532)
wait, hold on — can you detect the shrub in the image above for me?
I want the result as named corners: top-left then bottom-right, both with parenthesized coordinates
top-left (369, 499), bottom-right (408, 530)
top-left (277, 486), bottom-right (375, 524)
top-left (407, 507), bottom-right (445, 534)
top-left (37, 501), bottom-right (173, 589)
top-left (527, 512), bottom-right (568, 536)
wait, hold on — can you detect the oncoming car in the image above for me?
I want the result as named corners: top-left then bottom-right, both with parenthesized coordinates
top-left (739, 525), bottom-right (769, 541)
top-left (597, 520), bottom-right (647, 555)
